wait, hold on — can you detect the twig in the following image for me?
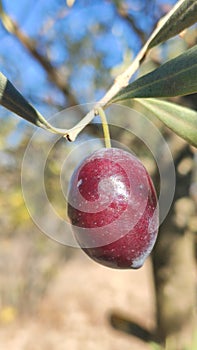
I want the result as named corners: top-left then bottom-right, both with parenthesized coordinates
top-left (62, 0), bottom-right (189, 141)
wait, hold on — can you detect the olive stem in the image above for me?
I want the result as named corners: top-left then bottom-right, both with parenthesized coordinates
top-left (95, 107), bottom-right (111, 148)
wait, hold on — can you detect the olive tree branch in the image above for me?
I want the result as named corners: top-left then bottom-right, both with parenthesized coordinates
top-left (114, 2), bottom-right (147, 45)
top-left (66, 0), bottom-right (185, 141)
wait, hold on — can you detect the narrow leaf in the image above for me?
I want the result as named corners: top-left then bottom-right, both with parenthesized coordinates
top-left (0, 72), bottom-right (42, 126)
top-left (136, 98), bottom-right (197, 147)
top-left (148, 0), bottom-right (197, 49)
top-left (0, 72), bottom-right (65, 134)
top-left (111, 45), bottom-right (197, 103)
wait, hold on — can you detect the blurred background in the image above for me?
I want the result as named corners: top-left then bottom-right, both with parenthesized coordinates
top-left (0, 0), bottom-right (196, 349)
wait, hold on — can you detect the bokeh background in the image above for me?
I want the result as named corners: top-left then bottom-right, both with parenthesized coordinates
top-left (0, 1), bottom-right (196, 349)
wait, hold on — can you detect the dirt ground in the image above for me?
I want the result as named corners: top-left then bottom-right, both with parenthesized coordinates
top-left (0, 249), bottom-right (156, 350)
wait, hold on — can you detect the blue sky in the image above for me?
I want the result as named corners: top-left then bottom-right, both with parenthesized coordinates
top-left (0, 0), bottom-right (177, 121)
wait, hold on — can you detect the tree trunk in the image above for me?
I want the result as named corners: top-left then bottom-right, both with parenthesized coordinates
top-left (153, 144), bottom-right (197, 350)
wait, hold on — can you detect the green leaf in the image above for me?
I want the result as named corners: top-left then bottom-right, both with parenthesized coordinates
top-left (148, 0), bottom-right (197, 49)
top-left (135, 98), bottom-right (197, 147)
top-left (0, 72), bottom-right (43, 126)
top-left (111, 45), bottom-right (197, 103)
top-left (0, 72), bottom-right (66, 135)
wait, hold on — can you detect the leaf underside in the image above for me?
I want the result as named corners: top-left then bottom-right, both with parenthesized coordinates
top-left (136, 98), bottom-right (197, 147)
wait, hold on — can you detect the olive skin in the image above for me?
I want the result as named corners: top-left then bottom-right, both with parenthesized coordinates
top-left (68, 148), bottom-right (159, 269)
